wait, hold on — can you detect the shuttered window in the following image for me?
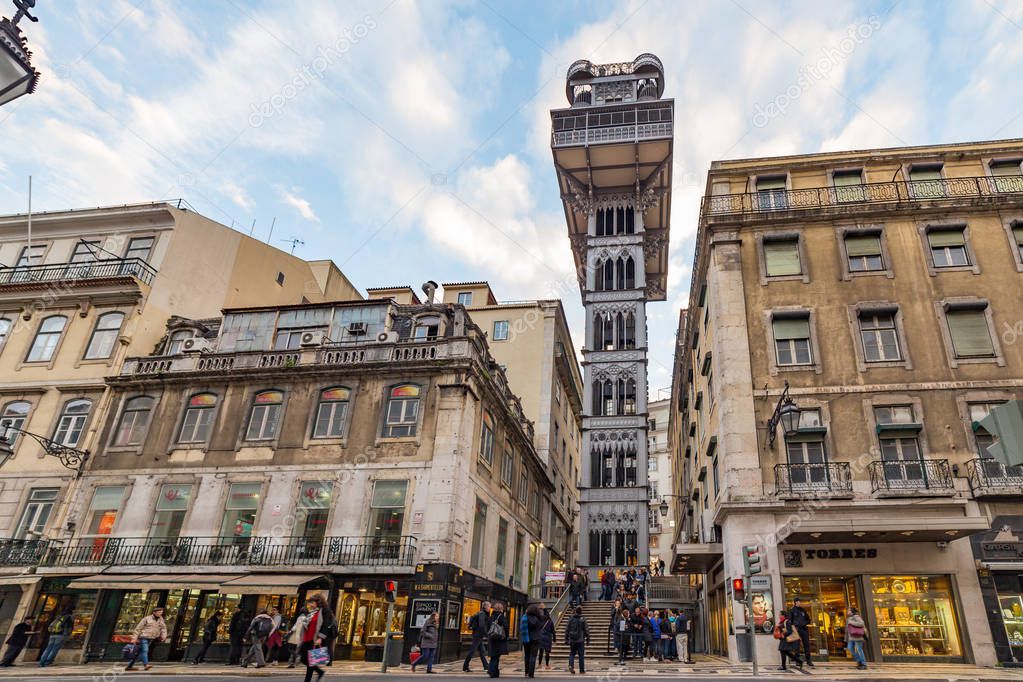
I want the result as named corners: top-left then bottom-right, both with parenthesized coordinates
top-left (845, 233), bottom-right (883, 272)
top-left (909, 165), bottom-right (945, 198)
top-left (834, 170), bottom-right (865, 202)
top-left (1013, 225), bottom-right (1023, 261)
top-left (773, 316), bottom-right (812, 366)
top-left (946, 308), bottom-right (995, 358)
top-left (927, 229), bottom-right (969, 267)
top-left (764, 239), bottom-right (801, 276)
top-left (991, 160), bottom-right (1023, 193)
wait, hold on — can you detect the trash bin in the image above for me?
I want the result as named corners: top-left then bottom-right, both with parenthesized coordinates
top-left (735, 629), bottom-right (753, 662)
top-left (386, 634), bottom-right (404, 666)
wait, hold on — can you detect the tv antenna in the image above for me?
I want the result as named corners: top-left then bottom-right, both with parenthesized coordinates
top-left (280, 237), bottom-right (305, 254)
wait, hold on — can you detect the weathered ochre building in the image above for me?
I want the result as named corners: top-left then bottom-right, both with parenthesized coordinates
top-left (672, 140), bottom-right (1023, 666)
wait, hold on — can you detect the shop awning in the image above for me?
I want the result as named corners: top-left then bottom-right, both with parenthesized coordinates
top-left (67, 574), bottom-right (238, 591)
top-left (219, 574), bottom-right (327, 596)
top-left (0, 575), bottom-right (42, 587)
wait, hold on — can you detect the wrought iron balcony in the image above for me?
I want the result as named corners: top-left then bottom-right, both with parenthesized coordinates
top-left (0, 258), bottom-right (157, 287)
top-left (0, 538), bottom-right (49, 566)
top-left (551, 102), bottom-right (673, 148)
top-left (42, 535), bottom-right (417, 568)
top-left (702, 176), bottom-right (1023, 222)
top-left (964, 458), bottom-right (1023, 497)
top-left (774, 462), bottom-right (853, 498)
top-left (868, 459), bottom-right (955, 496)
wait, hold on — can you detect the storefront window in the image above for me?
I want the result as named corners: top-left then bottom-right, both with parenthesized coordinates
top-left (29, 582), bottom-right (97, 649)
top-left (198, 593), bottom-right (241, 643)
top-left (871, 575), bottom-right (962, 658)
top-left (149, 483), bottom-right (193, 540)
top-left (994, 573), bottom-right (1023, 658)
top-left (336, 588), bottom-right (407, 661)
top-left (112, 592), bottom-right (160, 643)
top-left (219, 482), bottom-right (261, 541)
top-left (461, 598), bottom-right (483, 635)
top-left (783, 576), bottom-right (860, 660)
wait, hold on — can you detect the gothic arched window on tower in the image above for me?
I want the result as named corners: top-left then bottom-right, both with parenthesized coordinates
top-left (624, 255), bottom-right (636, 289)
top-left (615, 256), bottom-right (626, 290)
top-left (625, 208), bottom-right (635, 234)
top-left (624, 311), bottom-right (636, 348)
top-left (615, 207), bottom-right (627, 234)
top-left (623, 379), bottom-right (637, 415)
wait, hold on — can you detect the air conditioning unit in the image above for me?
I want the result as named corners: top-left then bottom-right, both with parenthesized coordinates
top-left (375, 331), bottom-right (399, 343)
top-left (181, 338), bottom-right (213, 353)
top-left (347, 321), bottom-right (368, 335)
top-left (300, 331), bottom-right (327, 347)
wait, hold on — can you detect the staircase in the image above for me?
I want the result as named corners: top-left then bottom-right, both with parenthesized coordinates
top-left (548, 600), bottom-right (617, 660)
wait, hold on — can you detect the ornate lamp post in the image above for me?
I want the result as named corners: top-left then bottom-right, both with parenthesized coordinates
top-left (0, 425), bottom-right (89, 476)
top-left (0, 0), bottom-right (40, 107)
top-left (767, 380), bottom-right (802, 446)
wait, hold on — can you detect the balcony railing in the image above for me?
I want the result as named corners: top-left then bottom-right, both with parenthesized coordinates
top-left (42, 535), bottom-right (417, 568)
top-left (964, 458), bottom-right (1023, 497)
top-left (702, 175), bottom-right (1023, 220)
top-left (774, 462), bottom-right (853, 498)
top-left (868, 459), bottom-right (955, 495)
top-left (0, 258), bottom-right (157, 287)
top-left (0, 538), bottom-right (49, 566)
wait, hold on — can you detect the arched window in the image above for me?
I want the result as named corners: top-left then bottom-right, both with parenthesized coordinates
top-left (313, 387), bottom-right (350, 438)
top-left (0, 401), bottom-right (31, 446)
top-left (615, 256), bottom-right (626, 290)
top-left (624, 312), bottom-right (636, 349)
top-left (413, 317), bottom-right (441, 341)
top-left (615, 313), bottom-right (626, 350)
top-left (625, 208), bottom-right (635, 234)
top-left (589, 448), bottom-right (601, 487)
top-left (53, 398), bottom-right (92, 447)
top-left (179, 393), bottom-right (218, 443)
top-left (113, 396), bottom-right (154, 446)
top-left (602, 259), bottom-right (614, 291)
top-left (479, 410), bottom-right (495, 466)
top-left (615, 378), bottom-right (626, 416)
top-left (26, 315), bottom-right (67, 362)
top-left (623, 379), bottom-right (637, 416)
top-left (245, 390), bottom-right (283, 441)
top-left (0, 317), bottom-right (11, 349)
top-left (383, 384), bottom-right (421, 438)
top-left (593, 312), bottom-right (605, 350)
top-left (84, 312), bottom-right (125, 359)
top-left (166, 330), bottom-right (194, 355)
top-left (595, 208), bottom-right (609, 236)
top-left (600, 380), bottom-right (614, 416)
top-left (615, 207), bottom-right (627, 234)
top-left (624, 256), bottom-right (636, 289)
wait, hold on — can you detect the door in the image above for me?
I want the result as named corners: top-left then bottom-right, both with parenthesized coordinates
top-left (168, 590), bottom-right (200, 661)
top-left (783, 576), bottom-right (862, 661)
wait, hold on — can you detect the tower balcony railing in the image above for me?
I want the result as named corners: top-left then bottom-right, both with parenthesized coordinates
top-left (963, 458), bottom-right (1023, 497)
top-left (702, 175), bottom-right (1023, 221)
top-left (867, 459), bottom-right (955, 496)
top-left (0, 257), bottom-right (157, 287)
top-left (774, 462), bottom-right (853, 498)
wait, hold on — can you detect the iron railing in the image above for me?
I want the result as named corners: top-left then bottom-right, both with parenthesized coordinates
top-left (774, 462), bottom-right (853, 497)
top-left (0, 258), bottom-right (157, 287)
top-left (0, 538), bottom-right (49, 566)
top-left (868, 459), bottom-right (954, 495)
top-left (964, 458), bottom-right (1023, 497)
top-left (42, 535), bottom-right (417, 568)
top-left (702, 175), bottom-right (1023, 219)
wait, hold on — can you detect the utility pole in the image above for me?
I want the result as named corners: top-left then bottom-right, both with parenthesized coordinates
top-left (380, 579), bottom-right (398, 673)
top-left (742, 545), bottom-right (763, 676)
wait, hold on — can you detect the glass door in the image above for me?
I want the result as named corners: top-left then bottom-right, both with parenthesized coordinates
top-left (783, 576), bottom-right (861, 661)
top-left (169, 591), bottom-right (199, 661)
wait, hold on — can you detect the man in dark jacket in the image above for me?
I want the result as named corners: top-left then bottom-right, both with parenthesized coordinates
top-left (789, 599), bottom-right (813, 667)
top-left (0, 616), bottom-right (33, 666)
top-left (487, 603), bottom-right (509, 678)
top-left (523, 604), bottom-right (543, 678)
top-left (462, 601), bottom-right (490, 672)
top-left (192, 611), bottom-right (221, 664)
top-left (565, 607), bottom-right (590, 674)
top-left (227, 607), bottom-right (246, 666)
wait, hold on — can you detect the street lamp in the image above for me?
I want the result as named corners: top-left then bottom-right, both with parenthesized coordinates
top-left (0, 425), bottom-right (89, 476)
top-left (0, 0), bottom-right (40, 107)
top-left (659, 494), bottom-right (685, 518)
top-left (767, 380), bottom-right (802, 446)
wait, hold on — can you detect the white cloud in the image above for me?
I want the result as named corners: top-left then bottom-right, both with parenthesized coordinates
top-left (278, 187), bottom-right (319, 223)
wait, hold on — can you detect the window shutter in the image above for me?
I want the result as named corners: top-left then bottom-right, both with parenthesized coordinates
top-left (1013, 225), bottom-right (1023, 246)
top-left (764, 240), bottom-right (801, 276)
top-left (773, 316), bottom-right (810, 340)
top-left (845, 234), bottom-right (881, 257)
top-left (833, 171), bottom-right (863, 186)
top-left (910, 167), bottom-right (942, 181)
top-left (947, 309), bottom-right (994, 357)
top-left (990, 161), bottom-right (1022, 177)
top-left (757, 176), bottom-right (786, 191)
top-left (927, 229), bottom-right (965, 247)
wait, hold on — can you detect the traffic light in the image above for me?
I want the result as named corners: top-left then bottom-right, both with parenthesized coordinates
top-left (732, 577), bottom-right (746, 602)
top-left (384, 580), bottom-right (397, 603)
top-left (743, 545), bottom-right (762, 576)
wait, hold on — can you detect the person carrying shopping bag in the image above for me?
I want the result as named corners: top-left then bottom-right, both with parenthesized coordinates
top-left (845, 608), bottom-right (868, 670)
top-left (412, 612), bottom-right (439, 674)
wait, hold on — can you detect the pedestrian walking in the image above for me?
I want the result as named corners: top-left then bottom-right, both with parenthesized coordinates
top-left (564, 606), bottom-right (590, 674)
top-left (412, 611), bottom-right (439, 674)
top-left (486, 602), bottom-right (509, 678)
top-left (776, 611), bottom-right (803, 671)
top-left (462, 601), bottom-right (490, 672)
top-left (0, 616), bottom-right (34, 666)
top-left (674, 609), bottom-right (692, 664)
top-left (845, 607), bottom-right (868, 670)
top-left (789, 598), bottom-right (814, 667)
top-left (299, 594), bottom-right (336, 682)
top-left (537, 603), bottom-right (555, 670)
top-left (192, 610), bottom-right (221, 664)
top-left (286, 609), bottom-right (308, 668)
top-left (125, 607), bottom-right (168, 671)
top-left (241, 608), bottom-right (275, 668)
top-left (266, 613), bottom-right (286, 665)
top-left (228, 606), bottom-right (246, 665)
top-left (523, 604), bottom-right (543, 678)
top-left (38, 607), bottom-right (73, 667)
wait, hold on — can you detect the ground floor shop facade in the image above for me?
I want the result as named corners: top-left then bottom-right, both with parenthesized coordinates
top-left (972, 513), bottom-right (1023, 666)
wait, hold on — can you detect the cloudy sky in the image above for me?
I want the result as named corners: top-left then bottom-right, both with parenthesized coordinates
top-left (3, 0), bottom-right (1023, 397)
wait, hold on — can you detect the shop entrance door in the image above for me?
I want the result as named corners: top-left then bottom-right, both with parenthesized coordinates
top-left (783, 576), bottom-right (861, 661)
top-left (166, 590), bottom-right (198, 661)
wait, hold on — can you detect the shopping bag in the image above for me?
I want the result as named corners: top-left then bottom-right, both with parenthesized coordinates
top-left (409, 646), bottom-right (422, 665)
top-left (122, 643), bottom-right (139, 661)
top-left (308, 646), bottom-right (331, 666)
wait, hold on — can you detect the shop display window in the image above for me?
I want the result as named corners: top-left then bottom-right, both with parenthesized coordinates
top-left (336, 589), bottom-right (407, 660)
top-left (461, 598), bottom-right (483, 636)
top-left (198, 593), bottom-right (242, 642)
top-left (112, 592), bottom-right (160, 643)
top-left (29, 587), bottom-right (97, 649)
top-left (871, 575), bottom-right (962, 658)
top-left (993, 573), bottom-right (1023, 657)
top-left (782, 576), bottom-right (859, 659)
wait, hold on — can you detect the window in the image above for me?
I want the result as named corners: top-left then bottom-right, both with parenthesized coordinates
top-left (518, 473), bottom-right (529, 504)
top-left (84, 312), bottom-right (124, 359)
top-left (178, 393), bottom-right (218, 443)
top-left (859, 311), bottom-right (902, 362)
top-left (15, 488), bottom-right (59, 539)
top-left (909, 164), bottom-right (944, 198)
top-left (990, 160), bottom-right (1023, 193)
top-left (874, 405), bottom-right (923, 483)
top-left (413, 317), bottom-right (440, 341)
top-left (52, 399), bottom-right (92, 447)
top-left (457, 292), bottom-right (473, 306)
top-left (0, 317), bottom-right (10, 349)
top-left (166, 330), bottom-right (194, 355)
top-left (529, 485), bottom-right (541, 519)
top-left (219, 482), bottom-right (261, 541)
top-left (85, 486), bottom-right (124, 537)
top-left (383, 384), bottom-right (420, 438)
top-left (495, 518), bottom-right (509, 580)
top-left (756, 176), bottom-right (788, 210)
top-left (773, 315), bottom-right (812, 366)
top-left (786, 440), bottom-right (828, 489)
top-left (874, 405), bottom-right (915, 425)
top-left (26, 315), bottom-right (67, 362)
top-left (66, 241), bottom-right (99, 277)
top-left (833, 169), bottom-right (865, 202)
top-left (845, 233), bottom-right (884, 272)
top-left (15, 244), bottom-right (44, 268)
top-left (124, 236), bottom-right (154, 262)
top-left (928, 228), bottom-right (969, 267)
top-left (946, 306), bottom-right (995, 358)
top-left (764, 238), bottom-right (801, 276)
top-left (514, 532), bottom-right (525, 587)
top-left (245, 390), bottom-right (284, 440)
top-left (113, 396), bottom-right (154, 446)
top-left (272, 308), bottom-right (330, 350)
top-left (369, 479), bottom-right (407, 541)
top-left (493, 320), bottom-right (509, 341)
top-left (297, 481), bottom-right (332, 544)
top-left (0, 401), bottom-right (30, 446)
top-left (479, 410), bottom-right (495, 466)
top-left (501, 439), bottom-right (515, 487)
top-left (1012, 223), bottom-right (1023, 262)
top-left (969, 402), bottom-right (1005, 459)
top-left (149, 483), bottom-right (192, 540)
top-left (312, 387), bottom-right (350, 438)
top-left (554, 381), bottom-right (562, 405)
top-left (470, 498), bottom-right (487, 569)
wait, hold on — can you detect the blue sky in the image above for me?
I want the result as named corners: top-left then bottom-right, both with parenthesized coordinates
top-left (2, 0), bottom-right (1023, 396)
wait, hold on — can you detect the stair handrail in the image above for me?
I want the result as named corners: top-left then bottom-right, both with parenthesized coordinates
top-left (546, 580), bottom-right (572, 636)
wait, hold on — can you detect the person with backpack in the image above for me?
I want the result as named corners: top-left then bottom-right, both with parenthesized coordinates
top-left (192, 610), bottom-right (221, 664)
top-left (412, 611), bottom-right (439, 674)
top-left (241, 608), bottom-right (275, 668)
top-left (38, 607), bottom-right (73, 667)
top-left (300, 594), bottom-right (337, 682)
top-left (776, 610), bottom-right (803, 671)
top-left (845, 607), bottom-right (868, 670)
top-left (486, 602), bottom-right (508, 678)
top-left (537, 603), bottom-right (555, 671)
top-left (564, 606), bottom-right (590, 674)
top-left (126, 607), bottom-right (168, 671)
top-left (462, 601), bottom-right (490, 672)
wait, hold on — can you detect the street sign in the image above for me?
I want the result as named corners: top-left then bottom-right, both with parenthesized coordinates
top-left (749, 575), bottom-right (771, 590)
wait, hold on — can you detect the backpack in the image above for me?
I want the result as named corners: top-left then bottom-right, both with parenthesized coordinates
top-left (254, 616), bottom-right (274, 639)
top-left (48, 616), bottom-right (67, 635)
